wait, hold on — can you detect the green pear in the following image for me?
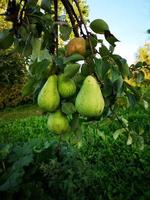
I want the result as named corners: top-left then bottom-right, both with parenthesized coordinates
top-left (75, 75), bottom-right (105, 117)
top-left (90, 19), bottom-right (109, 34)
top-left (37, 75), bottom-right (60, 111)
top-left (58, 74), bottom-right (76, 98)
top-left (47, 110), bottom-right (69, 134)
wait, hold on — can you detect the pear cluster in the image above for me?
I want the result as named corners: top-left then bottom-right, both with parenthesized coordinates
top-left (37, 37), bottom-right (105, 134)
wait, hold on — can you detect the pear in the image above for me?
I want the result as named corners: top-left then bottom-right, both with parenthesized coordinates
top-left (58, 74), bottom-right (76, 98)
top-left (90, 19), bottom-right (109, 34)
top-left (37, 75), bottom-right (60, 111)
top-left (65, 37), bottom-right (86, 56)
top-left (47, 110), bottom-right (69, 134)
top-left (75, 75), bottom-right (105, 117)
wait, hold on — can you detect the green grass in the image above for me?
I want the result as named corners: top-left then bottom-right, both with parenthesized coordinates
top-left (0, 104), bottom-right (43, 121)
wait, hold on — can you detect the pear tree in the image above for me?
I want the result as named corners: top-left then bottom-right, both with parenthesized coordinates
top-left (0, 0), bottom-right (147, 146)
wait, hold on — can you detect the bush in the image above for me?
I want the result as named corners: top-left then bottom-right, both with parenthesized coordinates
top-left (0, 83), bottom-right (32, 109)
top-left (0, 49), bottom-right (32, 109)
top-left (0, 49), bottom-right (26, 84)
top-left (0, 137), bottom-right (149, 200)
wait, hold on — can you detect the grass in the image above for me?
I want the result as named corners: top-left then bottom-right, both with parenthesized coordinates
top-left (0, 91), bottom-right (150, 200)
top-left (0, 104), bottom-right (43, 121)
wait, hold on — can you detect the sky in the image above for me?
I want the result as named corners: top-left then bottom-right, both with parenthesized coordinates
top-left (86, 0), bottom-right (150, 64)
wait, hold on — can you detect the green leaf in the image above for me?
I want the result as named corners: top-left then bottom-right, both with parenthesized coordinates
top-left (0, 29), bottom-right (14, 49)
top-left (31, 38), bottom-right (42, 61)
top-left (127, 134), bottom-right (132, 145)
top-left (110, 65), bottom-right (120, 82)
top-left (12, 155), bottom-right (33, 170)
top-left (27, 0), bottom-right (38, 6)
top-left (0, 169), bottom-right (24, 192)
top-left (41, 0), bottom-right (51, 12)
top-left (14, 39), bottom-right (32, 57)
top-left (135, 71), bottom-right (145, 83)
top-left (62, 114), bottom-right (82, 146)
top-left (99, 45), bottom-right (110, 57)
top-left (0, 144), bottom-right (12, 160)
top-left (22, 78), bottom-right (36, 96)
top-left (119, 116), bottom-right (128, 127)
top-left (102, 79), bottom-right (113, 97)
top-left (29, 59), bottom-right (51, 79)
top-left (112, 55), bottom-right (130, 78)
top-left (60, 25), bottom-right (72, 41)
top-left (62, 102), bottom-right (76, 115)
top-left (94, 58), bottom-right (110, 80)
top-left (135, 61), bottom-right (143, 68)
top-left (70, 114), bottom-right (80, 131)
top-left (63, 53), bottom-right (84, 64)
top-left (113, 76), bottom-right (123, 93)
top-left (136, 136), bottom-right (144, 150)
top-left (140, 99), bottom-right (149, 110)
top-left (18, 26), bottom-right (29, 41)
top-left (64, 63), bottom-right (80, 78)
top-left (121, 62), bottom-right (130, 78)
top-left (126, 92), bottom-right (137, 107)
top-left (38, 49), bottom-right (53, 62)
top-left (113, 128), bottom-right (125, 140)
top-left (97, 130), bottom-right (106, 141)
top-left (104, 30), bottom-right (119, 47)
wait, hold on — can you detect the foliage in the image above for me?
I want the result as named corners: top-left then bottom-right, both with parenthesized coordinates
top-left (0, 0), bottom-right (12, 31)
top-left (0, 49), bottom-right (31, 109)
top-left (132, 42), bottom-right (150, 81)
top-left (0, 83), bottom-right (32, 109)
top-left (137, 43), bottom-right (150, 65)
top-left (0, 0), bottom-right (148, 139)
top-left (0, 128), bottom-right (150, 200)
top-left (0, 49), bottom-right (26, 84)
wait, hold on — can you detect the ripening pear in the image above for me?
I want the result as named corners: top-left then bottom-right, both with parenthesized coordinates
top-left (65, 37), bottom-right (86, 56)
top-left (75, 75), bottom-right (105, 117)
top-left (47, 110), bottom-right (69, 134)
top-left (90, 19), bottom-right (109, 34)
top-left (58, 74), bottom-right (76, 98)
top-left (37, 75), bottom-right (60, 111)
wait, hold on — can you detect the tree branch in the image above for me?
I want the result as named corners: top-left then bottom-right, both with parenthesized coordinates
top-left (67, 0), bottom-right (85, 36)
top-left (61, 0), bottom-right (79, 37)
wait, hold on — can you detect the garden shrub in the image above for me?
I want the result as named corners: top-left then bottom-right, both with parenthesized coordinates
top-left (0, 49), bottom-right (31, 109)
top-left (0, 83), bottom-right (32, 109)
